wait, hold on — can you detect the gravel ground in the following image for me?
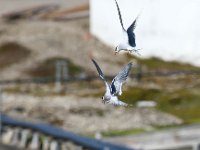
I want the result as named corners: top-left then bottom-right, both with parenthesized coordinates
top-left (2, 92), bottom-right (182, 134)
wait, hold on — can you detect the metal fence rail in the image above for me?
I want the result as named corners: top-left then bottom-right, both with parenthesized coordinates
top-left (0, 76), bottom-right (96, 85)
top-left (1, 114), bottom-right (134, 150)
top-left (0, 70), bottom-right (199, 85)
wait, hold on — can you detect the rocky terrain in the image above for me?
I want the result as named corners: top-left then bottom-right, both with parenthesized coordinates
top-left (2, 91), bottom-right (182, 135)
top-left (0, 18), bottom-right (128, 80)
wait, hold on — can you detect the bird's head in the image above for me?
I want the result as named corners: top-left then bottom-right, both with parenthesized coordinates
top-left (102, 95), bottom-right (110, 104)
top-left (102, 96), bottom-right (105, 104)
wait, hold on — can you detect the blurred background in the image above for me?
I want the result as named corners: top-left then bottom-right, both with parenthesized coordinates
top-left (0, 0), bottom-right (200, 150)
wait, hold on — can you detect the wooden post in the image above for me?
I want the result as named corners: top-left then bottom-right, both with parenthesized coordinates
top-left (29, 132), bottom-right (40, 150)
top-left (42, 136), bottom-right (50, 150)
top-left (50, 140), bottom-right (59, 150)
top-left (62, 60), bottom-right (69, 80)
top-left (19, 129), bottom-right (29, 148)
top-left (62, 60), bottom-right (69, 91)
top-left (55, 60), bottom-right (62, 93)
top-left (10, 128), bottom-right (20, 146)
top-left (2, 128), bottom-right (14, 144)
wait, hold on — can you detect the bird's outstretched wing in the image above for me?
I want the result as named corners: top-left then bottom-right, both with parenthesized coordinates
top-left (127, 16), bottom-right (139, 47)
top-left (111, 62), bottom-right (132, 95)
top-left (91, 59), bottom-right (111, 92)
top-left (127, 16), bottom-right (138, 32)
top-left (91, 59), bottom-right (105, 80)
top-left (114, 0), bottom-right (126, 31)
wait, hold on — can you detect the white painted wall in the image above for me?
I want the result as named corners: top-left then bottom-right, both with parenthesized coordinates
top-left (90, 0), bottom-right (200, 66)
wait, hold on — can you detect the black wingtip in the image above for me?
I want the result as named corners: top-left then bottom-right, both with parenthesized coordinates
top-left (114, 0), bottom-right (126, 31)
top-left (91, 58), bottom-right (105, 78)
top-left (91, 58), bottom-right (97, 65)
top-left (114, 0), bottom-right (119, 6)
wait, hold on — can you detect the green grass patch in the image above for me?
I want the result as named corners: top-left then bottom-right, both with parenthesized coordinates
top-left (0, 42), bottom-right (31, 68)
top-left (85, 124), bottom-right (190, 138)
top-left (119, 87), bottom-right (160, 105)
top-left (26, 57), bottom-right (83, 78)
top-left (126, 54), bottom-right (200, 71)
top-left (85, 128), bottom-right (146, 138)
top-left (120, 87), bottom-right (200, 124)
top-left (102, 128), bottom-right (146, 137)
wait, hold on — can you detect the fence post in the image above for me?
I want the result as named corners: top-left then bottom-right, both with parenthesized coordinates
top-left (62, 60), bottom-right (69, 91)
top-left (10, 128), bottom-right (20, 146)
top-left (2, 128), bottom-right (14, 144)
top-left (50, 140), bottom-right (59, 150)
top-left (19, 129), bottom-right (30, 148)
top-left (42, 136), bottom-right (50, 150)
top-left (62, 60), bottom-right (69, 80)
top-left (55, 60), bottom-right (62, 93)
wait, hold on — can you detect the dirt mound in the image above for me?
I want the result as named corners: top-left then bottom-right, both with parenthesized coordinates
top-left (0, 18), bottom-right (126, 80)
top-left (25, 57), bottom-right (84, 78)
top-left (0, 42), bottom-right (31, 69)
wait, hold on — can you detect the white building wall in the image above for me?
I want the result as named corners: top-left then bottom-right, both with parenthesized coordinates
top-left (90, 0), bottom-right (200, 66)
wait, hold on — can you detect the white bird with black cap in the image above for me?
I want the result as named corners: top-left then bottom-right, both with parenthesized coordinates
top-left (114, 0), bottom-right (141, 55)
top-left (91, 59), bottom-right (133, 106)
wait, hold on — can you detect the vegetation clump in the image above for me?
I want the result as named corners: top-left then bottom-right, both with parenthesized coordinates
top-left (26, 57), bottom-right (83, 78)
top-left (0, 42), bottom-right (31, 68)
top-left (120, 87), bottom-right (200, 124)
top-left (126, 54), bottom-right (200, 71)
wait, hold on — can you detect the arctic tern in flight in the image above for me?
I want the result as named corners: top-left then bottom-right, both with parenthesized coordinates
top-left (91, 59), bottom-right (132, 106)
top-left (114, 0), bottom-right (141, 55)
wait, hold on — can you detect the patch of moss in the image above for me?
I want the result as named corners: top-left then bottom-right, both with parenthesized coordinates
top-left (0, 42), bottom-right (31, 68)
top-left (126, 54), bottom-right (200, 71)
top-left (85, 124), bottom-right (192, 138)
top-left (158, 89), bottom-right (200, 123)
top-left (119, 88), bottom-right (161, 105)
top-left (120, 87), bottom-right (200, 124)
top-left (26, 57), bottom-right (83, 78)
top-left (102, 128), bottom-right (146, 137)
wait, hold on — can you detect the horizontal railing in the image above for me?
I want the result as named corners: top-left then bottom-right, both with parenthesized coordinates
top-left (0, 114), bottom-right (134, 150)
top-left (0, 70), bottom-right (199, 85)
